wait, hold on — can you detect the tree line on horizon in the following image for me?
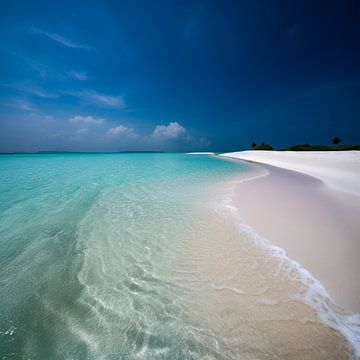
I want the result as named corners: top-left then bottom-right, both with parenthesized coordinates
top-left (250, 137), bottom-right (360, 151)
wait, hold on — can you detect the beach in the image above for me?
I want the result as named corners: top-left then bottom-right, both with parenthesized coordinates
top-left (220, 151), bottom-right (360, 313)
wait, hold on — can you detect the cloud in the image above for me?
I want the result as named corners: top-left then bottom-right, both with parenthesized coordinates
top-left (66, 90), bottom-right (126, 109)
top-left (76, 128), bottom-right (89, 134)
top-left (2, 82), bottom-right (58, 99)
top-left (48, 131), bottom-right (65, 140)
top-left (69, 115), bottom-right (104, 124)
top-left (149, 122), bottom-right (210, 149)
top-left (25, 58), bottom-right (88, 82)
top-left (68, 71), bottom-right (87, 81)
top-left (25, 58), bottom-right (66, 81)
top-left (24, 85), bottom-right (57, 99)
top-left (14, 100), bottom-right (35, 112)
top-left (152, 122), bottom-right (188, 139)
top-left (82, 91), bottom-right (125, 108)
top-left (107, 125), bottom-right (134, 136)
top-left (2, 98), bottom-right (35, 112)
top-left (32, 28), bottom-right (92, 50)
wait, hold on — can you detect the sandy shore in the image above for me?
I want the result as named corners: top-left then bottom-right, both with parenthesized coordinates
top-left (222, 150), bottom-right (360, 196)
top-left (220, 151), bottom-right (360, 313)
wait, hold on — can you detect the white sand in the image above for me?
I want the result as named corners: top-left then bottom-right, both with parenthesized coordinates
top-left (221, 150), bottom-right (360, 197)
top-left (219, 151), bottom-right (360, 313)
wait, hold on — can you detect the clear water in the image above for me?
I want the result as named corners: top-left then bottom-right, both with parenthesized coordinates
top-left (0, 153), bottom-right (252, 359)
top-left (0, 153), bottom-right (357, 359)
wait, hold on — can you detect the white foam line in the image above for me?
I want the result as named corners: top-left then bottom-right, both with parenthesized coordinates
top-left (210, 283), bottom-right (246, 295)
top-left (216, 183), bottom-right (360, 358)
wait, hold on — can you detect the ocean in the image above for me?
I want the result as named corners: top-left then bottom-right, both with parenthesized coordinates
top-left (0, 153), bottom-right (357, 359)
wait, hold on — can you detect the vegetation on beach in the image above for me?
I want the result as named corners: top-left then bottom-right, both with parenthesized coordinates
top-left (281, 144), bottom-right (360, 151)
top-left (250, 137), bottom-right (360, 151)
top-left (251, 142), bottom-right (274, 150)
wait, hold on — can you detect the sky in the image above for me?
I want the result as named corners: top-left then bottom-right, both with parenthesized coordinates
top-left (0, 0), bottom-right (359, 152)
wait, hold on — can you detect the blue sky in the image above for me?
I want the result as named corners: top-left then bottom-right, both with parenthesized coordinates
top-left (0, 0), bottom-right (359, 152)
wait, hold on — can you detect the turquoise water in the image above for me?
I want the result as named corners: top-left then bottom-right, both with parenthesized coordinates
top-left (0, 153), bottom-right (252, 359)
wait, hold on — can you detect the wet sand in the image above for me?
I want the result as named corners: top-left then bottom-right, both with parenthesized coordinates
top-left (225, 160), bottom-right (360, 313)
top-left (172, 180), bottom-right (356, 359)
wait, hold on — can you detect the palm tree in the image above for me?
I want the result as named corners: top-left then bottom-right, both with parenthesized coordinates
top-left (332, 137), bottom-right (341, 145)
top-left (251, 142), bottom-right (257, 149)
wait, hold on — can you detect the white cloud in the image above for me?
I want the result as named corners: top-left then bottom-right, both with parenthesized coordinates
top-left (107, 125), bottom-right (134, 136)
top-left (76, 128), bottom-right (88, 134)
top-left (69, 115), bottom-right (104, 124)
top-left (152, 122), bottom-right (187, 139)
top-left (48, 131), bottom-right (65, 140)
top-left (25, 85), bottom-right (57, 98)
top-left (84, 91), bottom-right (125, 108)
top-left (3, 98), bottom-right (35, 112)
top-left (32, 28), bottom-right (92, 50)
top-left (2, 82), bottom-right (58, 98)
top-left (68, 71), bottom-right (87, 81)
top-left (67, 90), bottom-right (126, 109)
top-left (25, 59), bottom-right (67, 81)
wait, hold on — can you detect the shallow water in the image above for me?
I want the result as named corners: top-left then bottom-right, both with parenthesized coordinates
top-left (0, 153), bottom-right (357, 359)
